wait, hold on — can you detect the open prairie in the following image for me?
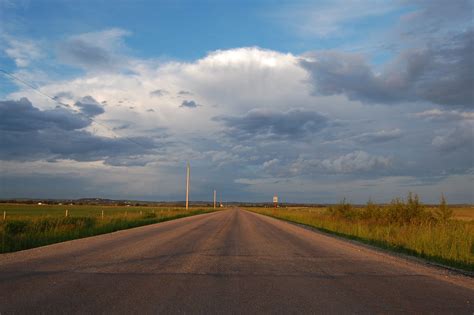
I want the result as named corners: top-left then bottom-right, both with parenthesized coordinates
top-left (0, 203), bottom-right (216, 253)
top-left (245, 200), bottom-right (474, 271)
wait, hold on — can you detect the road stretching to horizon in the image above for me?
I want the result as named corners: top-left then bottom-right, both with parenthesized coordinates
top-left (1, 208), bottom-right (473, 313)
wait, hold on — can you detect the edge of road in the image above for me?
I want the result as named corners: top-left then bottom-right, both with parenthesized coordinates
top-left (241, 208), bottom-right (474, 281)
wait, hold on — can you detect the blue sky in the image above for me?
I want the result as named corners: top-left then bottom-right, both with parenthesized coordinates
top-left (1, 0), bottom-right (406, 67)
top-left (0, 0), bottom-right (473, 203)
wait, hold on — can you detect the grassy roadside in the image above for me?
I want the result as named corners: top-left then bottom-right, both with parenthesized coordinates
top-left (0, 205), bottom-right (217, 253)
top-left (244, 197), bottom-right (473, 272)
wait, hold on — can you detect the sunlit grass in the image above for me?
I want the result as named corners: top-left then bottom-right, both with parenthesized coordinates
top-left (0, 204), bottom-right (217, 253)
top-left (245, 195), bottom-right (473, 271)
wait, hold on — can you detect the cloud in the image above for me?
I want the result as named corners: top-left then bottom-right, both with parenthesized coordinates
top-left (0, 98), bottom-right (158, 164)
top-left (290, 151), bottom-right (392, 175)
top-left (414, 109), bottom-right (474, 122)
top-left (432, 121), bottom-right (474, 152)
top-left (3, 37), bottom-right (42, 67)
top-left (74, 96), bottom-right (104, 117)
top-left (178, 90), bottom-right (193, 96)
top-left (271, 1), bottom-right (397, 38)
top-left (398, 0), bottom-right (473, 39)
top-left (180, 100), bottom-right (200, 108)
top-left (53, 91), bottom-right (74, 100)
top-left (300, 29), bottom-right (474, 108)
top-left (205, 150), bottom-right (243, 167)
top-left (149, 89), bottom-right (168, 97)
top-left (4, 41), bottom-right (471, 202)
top-left (57, 28), bottom-right (131, 71)
top-left (262, 158), bottom-right (279, 171)
top-left (0, 97), bottom-right (89, 132)
top-left (352, 129), bottom-right (402, 144)
top-left (320, 151), bottom-right (391, 173)
top-left (214, 108), bottom-right (328, 140)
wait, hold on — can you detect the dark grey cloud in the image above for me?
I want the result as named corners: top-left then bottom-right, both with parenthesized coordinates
top-left (0, 98), bottom-right (89, 132)
top-left (178, 90), bottom-right (193, 96)
top-left (150, 89), bottom-right (168, 97)
top-left (0, 98), bottom-right (158, 165)
top-left (53, 91), bottom-right (73, 100)
top-left (214, 108), bottom-right (328, 140)
top-left (301, 29), bottom-right (473, 108)
top-left (74, 96), bottom-right (104, 117)
top-left (180, 100), bottom-right (200, 108)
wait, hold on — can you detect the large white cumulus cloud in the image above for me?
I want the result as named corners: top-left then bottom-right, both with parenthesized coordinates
top-left (2, 28), bottom-right (473, 202)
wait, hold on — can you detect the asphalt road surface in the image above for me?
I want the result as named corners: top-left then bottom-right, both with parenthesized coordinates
top-left (1, 209), bottom-right (473, 314)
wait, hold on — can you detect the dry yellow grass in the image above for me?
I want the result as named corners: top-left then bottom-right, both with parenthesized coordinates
top-left (247, 201), bottom-right (474, 271)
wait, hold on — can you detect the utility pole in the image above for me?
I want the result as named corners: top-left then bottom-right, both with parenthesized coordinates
top-left (186, 162), bottom-right (190, 210)
top-left (213, 189), bottom-right (216, 209)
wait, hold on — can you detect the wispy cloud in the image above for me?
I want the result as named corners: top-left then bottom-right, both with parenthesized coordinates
top-left (57, 28), bottom-right (131, 71)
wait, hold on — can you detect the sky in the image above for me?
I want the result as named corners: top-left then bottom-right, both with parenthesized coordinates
top-left (0, 0), bottom-right (473, 203)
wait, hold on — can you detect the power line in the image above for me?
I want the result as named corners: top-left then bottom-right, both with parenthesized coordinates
top-left (0, 69), bottom-right (151, 150)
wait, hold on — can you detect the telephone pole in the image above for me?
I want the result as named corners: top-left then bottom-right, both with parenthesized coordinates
top-left (186, 162), bottom-right (190, 210)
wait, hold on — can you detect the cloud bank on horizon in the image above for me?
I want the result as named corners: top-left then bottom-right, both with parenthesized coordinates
top-left (0, 0), bottom-right (472, 203)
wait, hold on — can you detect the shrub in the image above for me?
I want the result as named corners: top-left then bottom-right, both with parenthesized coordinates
top-left (327, 198), bottom-right (358, 220)
top-left (360, 200), bottom-right (383, 222)
top-left (386, 193), bottom-right (431, 225)
top-left (142, 212), bottom-right (157, 219)
top-left (5, 220), bottom-right (29, 234)
top-left (435, 194), bottom-right (453, 223)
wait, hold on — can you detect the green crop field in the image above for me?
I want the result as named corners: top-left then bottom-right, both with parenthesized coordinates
top-left (0, 203), bottom-right (190, 218)
top-left (245, 195), bottom-right (474, 272)
top-left (0, 203), bottom-right (217, 253)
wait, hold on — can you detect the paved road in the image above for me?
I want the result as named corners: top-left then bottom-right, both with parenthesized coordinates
top-left (1, 209), bottom-right (473, 314)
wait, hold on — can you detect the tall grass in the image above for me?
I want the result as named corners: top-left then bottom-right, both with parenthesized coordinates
top-left (246, 194), bottom-right (473, 271)
top-left (0, 208), bottom-right (215, 253)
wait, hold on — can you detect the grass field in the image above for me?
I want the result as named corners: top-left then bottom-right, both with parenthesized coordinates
top-left (0, 204), bottom-right (217, 253)
top-left (245, 198), bottom-right (474, 271)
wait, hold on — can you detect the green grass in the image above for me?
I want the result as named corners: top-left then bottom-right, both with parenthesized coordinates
top-left (245, 197), bottom-right (474, 272)
top-left (0, 204), bottom-right (217, 253)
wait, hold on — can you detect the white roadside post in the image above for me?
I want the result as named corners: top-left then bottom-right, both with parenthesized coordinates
top-left (3, 211), bottom-right (5, 220)
top-left (65, 209), bottom-right (68, 217)
top-left (101, 210), bottom-right (104, 220)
